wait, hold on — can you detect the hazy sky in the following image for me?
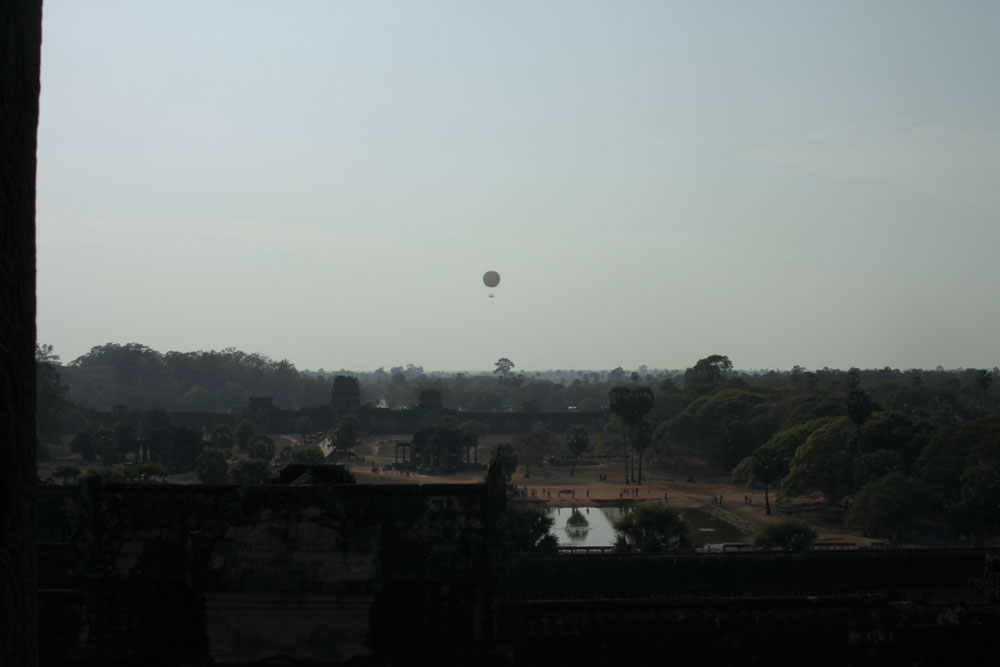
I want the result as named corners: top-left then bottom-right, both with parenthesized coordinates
top-left (37, 1), bottom-right (1000, 372)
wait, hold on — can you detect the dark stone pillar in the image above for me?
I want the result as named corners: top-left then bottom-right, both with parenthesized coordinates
top-left (0, 2), bottom-right (42, 666)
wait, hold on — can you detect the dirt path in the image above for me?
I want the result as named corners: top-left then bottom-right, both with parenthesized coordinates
top-left (41, 434), bottom-right (875, 546)
top-left (349, 442), bottom-right (877, 546)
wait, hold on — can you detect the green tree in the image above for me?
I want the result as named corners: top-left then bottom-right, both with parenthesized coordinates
top-left (782, 417), bottom-right (856, 503)
top-left (494, 357), bottom-right (515, 377)
top-left (655, 388), bottom-right (771, 472)
top-left (683, 354), bottom-right (733, 395)
top-left (210, 424), bottom-right (235, 450)
top-left (35, 344), bottom-right (72, 443)
top-left (845, 367), bottom-right (861, 391)
top-left (613, 502), bottom-right (691, 553)
top-left (846, 389), bottom-right (875, 474)
top-left (195, 448), bottom-right (230, 484)
top-left (490, 444), bottom-right (518, 484)
top-left (92, 426), bottom-right (120, 465)
top-left (514, 422), bottom-right (554, 478)
top-left (608, 386), bottom-right (655, 482)
top-left (948, 465), bottom-right (1000, 544)
top-left (916, 415), bottom-right (1000, 504)
top-left (754, 520), bottom-right (817, 551)
top-left (608, 386), bottom-right (632, 482)
top-left (858, 449), bottom-right (904, 487)
top-left (248, 434), bottom-right (276, 461)
top-left (85, 466), bottom-right (125, 483)
top-left (732, 419), bottom-right (826, 487)
top-left (52, 464), bottom-right (81, 485)
top-left (435, 415), bottom-right (459, 431)
top-left (234, 419), bottom-right (256, 451)
top-left (847, 472), bottom-right (934, 543)
top-left (503, 503), bottom-right (558, 553)
top-left (751, 444), bottom-right (786, 516)
top-left (295, 415), bottom-right (315, 439)
top-left (973, 369), bottom-right (993, 401)
top-left (334, 414), bottom-right (361, 450)
top-left (135, 463), bottom-right (168, 482)
top-left (290, 444), bottom-right (325, 465)
top-left (229, 458), bottom-right (272, 484)
top-left (632, 418), bottom-right (653, 484)
top-left (566, 425), bottom-right (590, 476)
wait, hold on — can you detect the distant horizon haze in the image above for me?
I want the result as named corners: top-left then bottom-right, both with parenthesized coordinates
top-left (41, 340), bottom-right (997, 377)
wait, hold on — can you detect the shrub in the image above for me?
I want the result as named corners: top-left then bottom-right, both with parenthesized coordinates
top-left (136, 463), bottom-right (168, 482)
top-left (754, 520), bottom-right (817, 551)
top-left (248, 434), bottom-right (275, 461)
top-left (229, 458), bottom-right (272, 485)
top-left (84, 466), bottom-right (125, 483)
top-left (52, 464), bottom-right (81, 484)
top-left (195, 448), bottom-right (230, 484)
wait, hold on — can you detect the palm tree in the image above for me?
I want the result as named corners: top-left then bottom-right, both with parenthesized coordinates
top-left (846, 390), bottom-right (874, 484)
top-left (613, 502), bottom-right (691, 553)
top-left (608, 387), bottom-right (632, 483)
top-left (566, 425), bottom-right (589, 476)
top-left (751, 445), bottom-right (785, 516)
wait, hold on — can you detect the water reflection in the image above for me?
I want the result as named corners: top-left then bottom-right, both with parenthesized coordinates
top-left (547, 506), bottom-right (626, 547)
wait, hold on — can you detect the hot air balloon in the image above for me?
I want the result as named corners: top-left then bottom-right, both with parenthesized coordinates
top-left (483, 271), bottom-right (500, 298)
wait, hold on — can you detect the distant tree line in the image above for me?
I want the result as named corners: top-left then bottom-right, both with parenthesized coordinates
top-left (37, 344), bottom-right (1000, 545)
top-left (48, 343), bottom-right (999, 419)
top-left (53, 343), bottom-right (330, 412)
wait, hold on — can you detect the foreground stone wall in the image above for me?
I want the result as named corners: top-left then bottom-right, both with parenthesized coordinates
top-left (499, 550), bottom-right (997, 601)
top-left (1, 3), bottom-right (42, 666)
top-left (39, 478), bottom-right (503, 665)
top-left (496, 595), bottom-right (1000, 666)
top-left (39, 480), bottom-right (1000, 665)
top-left (495, 550), bottom-right (1000, 665)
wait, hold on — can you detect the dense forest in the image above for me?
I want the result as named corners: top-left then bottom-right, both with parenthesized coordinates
top-left (37, 343), bottom-right (1000, 543)
top-left (645, 356), bottom-right (1000, 544)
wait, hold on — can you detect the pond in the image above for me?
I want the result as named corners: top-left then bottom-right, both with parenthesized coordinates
top-left (546, 506), bottom-right (748, 548)
top-left (547, 506), bottom-right (626, 548)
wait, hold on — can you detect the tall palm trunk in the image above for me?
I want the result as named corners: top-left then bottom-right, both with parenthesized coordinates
top-left (621, 422), bottom-right (629, 483)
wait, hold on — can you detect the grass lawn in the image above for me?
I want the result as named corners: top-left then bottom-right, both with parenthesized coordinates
top-left (678, 507), bottom-right (749, 545)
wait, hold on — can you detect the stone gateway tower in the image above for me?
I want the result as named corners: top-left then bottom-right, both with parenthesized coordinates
top-left (330, 375), bottom-right (361, 424)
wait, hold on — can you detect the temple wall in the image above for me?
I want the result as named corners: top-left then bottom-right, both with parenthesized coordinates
top-left (80, 404), bottom-right (607, 437)
top-left (38, 479), bottom-right (1000, 665)
top-left (38, 478), bottom-right (503, 665)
